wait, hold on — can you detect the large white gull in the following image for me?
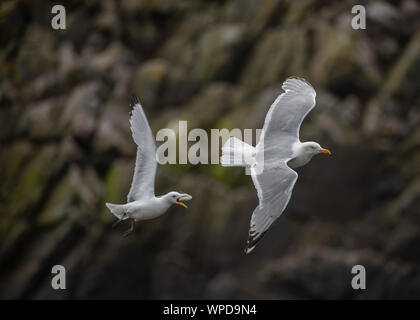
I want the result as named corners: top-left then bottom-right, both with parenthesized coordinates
top-left (106, 97), bottom-right (192, 236)
top-left (221, 78), bottom-right (331, 254)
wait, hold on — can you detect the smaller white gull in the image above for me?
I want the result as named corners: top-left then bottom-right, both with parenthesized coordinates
top-left (106, 96), bottom-right (192, 236)
top-left (221, 77), bottom-right (331, 254)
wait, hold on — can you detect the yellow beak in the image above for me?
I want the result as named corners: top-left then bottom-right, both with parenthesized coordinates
top-left (320, 148), bottom-right (331, 155)
top-left (176, 199), bottom-right (188, 208)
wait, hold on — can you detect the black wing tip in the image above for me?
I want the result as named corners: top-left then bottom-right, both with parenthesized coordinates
top-left (130, 94), bottom-right (140, 106)
top-left (244, 229), bottom-right (269, 255)
top-left (129, 94), bottom-right (140, 115)
top-left (244, 243), bottom-right (255, 254)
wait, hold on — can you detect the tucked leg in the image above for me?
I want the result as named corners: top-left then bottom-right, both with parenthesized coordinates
top-left (123, 219), bottom-right (135, 237)
top-left (112, 212), bottom-right (127, 228)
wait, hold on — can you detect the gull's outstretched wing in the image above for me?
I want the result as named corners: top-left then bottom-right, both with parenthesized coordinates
top-left (127, 97), bottom-right (157, 202)
top-left (246, 162), bottom-right (298, 254)
top-left (245, 78), bottom-right (316, 252)
top-left (257, 77), bottom-right (316, 161)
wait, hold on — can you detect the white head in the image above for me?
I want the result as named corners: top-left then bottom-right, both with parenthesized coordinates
top-left (301, 141), bottom-right (332, 156)
top-left (164, 192), bottom-right (192, 208)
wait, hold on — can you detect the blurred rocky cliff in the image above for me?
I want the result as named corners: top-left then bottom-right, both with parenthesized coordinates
top-left (1, 0), bottom-right (420, 299)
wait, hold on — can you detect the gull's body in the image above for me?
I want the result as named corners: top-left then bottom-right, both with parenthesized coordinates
top-left (221, 78), bottom-right (331, 253)
top-left (106, 97), bottom-right (191, 236)
top-left (111, 197), bottom-right (176, 221)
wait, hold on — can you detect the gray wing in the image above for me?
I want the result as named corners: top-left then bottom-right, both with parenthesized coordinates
top-left (257, 77), bottom-right (316, 161)
top-left (127, 97), bottom-right (157, 202)
top-left (246, 162), bottom-right (298, 254)
top-left (244, 78), bottom-right (315, 252)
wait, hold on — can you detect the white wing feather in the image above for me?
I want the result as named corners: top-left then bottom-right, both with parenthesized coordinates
top-left (246, 78), bottom-right (316, 253)
top-left (127, 98), bottom-right (157, 202)
top-left (256, 77), bottom-right (316, 160)
top-left (246, 163), bottom-right (297, 253)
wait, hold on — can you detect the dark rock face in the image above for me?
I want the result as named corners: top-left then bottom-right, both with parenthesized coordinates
top-left (1, 0), bottom-right (420, 299)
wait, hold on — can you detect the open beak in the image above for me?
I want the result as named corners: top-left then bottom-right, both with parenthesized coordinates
top-left (176, 194), bottom-right (192, 208)
top-left (320, 148), bottom-right (331, 155)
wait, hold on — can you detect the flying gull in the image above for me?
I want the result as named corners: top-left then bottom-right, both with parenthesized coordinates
top-left (106, 97), bottom-right (192, 236)
top-left (221, 78), bottom-right (331, 253)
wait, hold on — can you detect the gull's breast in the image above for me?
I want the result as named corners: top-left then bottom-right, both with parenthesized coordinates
top-left (288, 142), bottom-right (312, 168)
top-left (128, 199), bottom-right (167, 220)
top-left (287, 154), bottom-right (312, 168)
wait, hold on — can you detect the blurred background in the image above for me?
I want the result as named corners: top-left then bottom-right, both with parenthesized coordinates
top-left (1, 0), bottom-right (420, 299)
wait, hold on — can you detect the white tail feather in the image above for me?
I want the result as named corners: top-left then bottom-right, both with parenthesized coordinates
top-left (105, 203), bottom-right (128, 220)
top-left (220, 137), bottom-right (256, 167)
